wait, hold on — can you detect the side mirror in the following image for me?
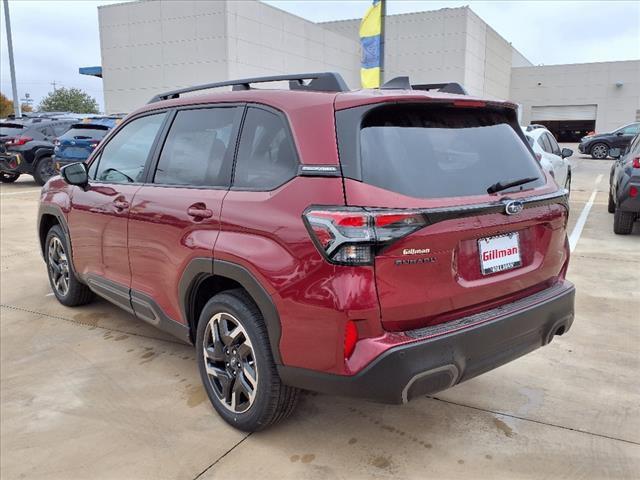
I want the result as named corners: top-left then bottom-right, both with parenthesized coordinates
top-left (60, 162), bottom-right (88, 188)
top-left (609, 148), bottom-right (621, 159)
top-left (616, 131), bottom-right (624, 136)
top-left (561, 148), bottom-right (573, 159)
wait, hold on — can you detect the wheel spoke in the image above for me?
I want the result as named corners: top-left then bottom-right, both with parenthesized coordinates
top-left (242, 362), bottom-right (257, 389)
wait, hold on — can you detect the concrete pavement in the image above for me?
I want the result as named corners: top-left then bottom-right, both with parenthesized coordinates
top-left (1, 153), bottom-right (639, 479)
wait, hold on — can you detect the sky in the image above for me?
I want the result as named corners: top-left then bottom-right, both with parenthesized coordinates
top-left (1, 0), bottom-right (639, 112)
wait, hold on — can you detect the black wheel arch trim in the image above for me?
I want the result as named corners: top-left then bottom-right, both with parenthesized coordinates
top-left (38, 204), bottom-right (78, 275)
top-left (179, 258), bottom-right (283, 364)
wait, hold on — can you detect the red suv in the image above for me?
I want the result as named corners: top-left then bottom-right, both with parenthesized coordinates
top-left (38, 73), bottom-right (574, 431)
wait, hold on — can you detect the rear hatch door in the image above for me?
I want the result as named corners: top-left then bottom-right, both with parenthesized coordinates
top-left (56, 124), bottom-right (109, 161)
top-left (336, 102), bottom-right (569, 332)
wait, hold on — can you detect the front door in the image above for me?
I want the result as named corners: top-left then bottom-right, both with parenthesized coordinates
top-left (68, 112), bottom-right (168, 299)
top-left (128, 106), bottom-right (243, 325)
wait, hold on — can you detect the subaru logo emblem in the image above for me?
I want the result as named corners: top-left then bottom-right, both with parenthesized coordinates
top-left (504, 200), bottom-right (524, 215)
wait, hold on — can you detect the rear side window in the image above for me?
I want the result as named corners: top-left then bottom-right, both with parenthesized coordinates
top-left (95, 112), bottom-right (166, 184)
top-left (233, 107), bottom-right (297, 190)
top-left (545, 132), bottom-right (561, 155)
top-left (339, 104), bottom-right (544, 198)
top-left (538, 134), bottom-right (552, 153)
top-left (154, 107), bottom-right (240, 187)
top-left (52, 123), bottom-right (72, 136)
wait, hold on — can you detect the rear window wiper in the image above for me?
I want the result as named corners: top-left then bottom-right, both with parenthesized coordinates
top-left (487, 176), bottom-right (538, 194)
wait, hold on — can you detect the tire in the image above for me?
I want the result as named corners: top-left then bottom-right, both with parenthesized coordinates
top-left (613, 208), bottom-right (635, 235)
top-left (33, 155), bottom-right (56, 186)
top-left (590, 143), bottom-right (609, 160)
top-left (196, 289), bottom-right (299, 432)
top-left (608, 191), bottom-right (616, 214)
top-left (0, 172), bottom-right (20, 183)
top-left (45, 225), bottom-right (94, 306)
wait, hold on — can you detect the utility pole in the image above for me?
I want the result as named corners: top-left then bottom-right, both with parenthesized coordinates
top-left (3, 0), bottom-right (21, 118)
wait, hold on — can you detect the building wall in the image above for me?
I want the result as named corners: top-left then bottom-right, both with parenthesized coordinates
top-left (322, 7), bottom-right (519, 99)
top-left (510, 60), bottom-right (640, 132)
top-left (224, 1), bottom-right (359, 87)
top-left (98, 0), bottom-right (360, 113)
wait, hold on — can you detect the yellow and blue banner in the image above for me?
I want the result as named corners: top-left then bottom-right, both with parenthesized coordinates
top-left (360, 0), bottom-right (384, 88)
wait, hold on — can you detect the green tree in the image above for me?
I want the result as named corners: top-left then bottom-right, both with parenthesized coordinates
top-left (38, 87), bottom-right (99, 114)
top-left (1, 92), bottom-right (14, 117)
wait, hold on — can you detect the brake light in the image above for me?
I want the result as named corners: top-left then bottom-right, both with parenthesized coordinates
top-left (303, 207), bottom-right (428, 265)
top-left (344, 320), bottom-right (358, 359)
top-left (7, 136), bottom-right (33, 146)
top-left (452, 100), bottom-right (486, 108)
top-left (633, 156), bottom-right (640, 168)
top-left (630, 186), bottom-right (638, 198)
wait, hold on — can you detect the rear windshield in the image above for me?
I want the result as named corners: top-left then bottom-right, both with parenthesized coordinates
top-left (340, 104), bottom-right (544, 198)
top-left (0, 124), bottom-right (24, 136)
top-left (60, 125), bottom-right (109, 140)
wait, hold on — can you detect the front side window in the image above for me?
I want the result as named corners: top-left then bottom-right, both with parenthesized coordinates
top-left (233, 107), bottom-right (297, 190)
top-left (621, 123), bottom-right (640, 135)
top-left (545, 132), bottom-right (561, 155)
top-left (154, 107), bottom-right (240, 187)
top-left (95, 113), bottom-right (166, 184)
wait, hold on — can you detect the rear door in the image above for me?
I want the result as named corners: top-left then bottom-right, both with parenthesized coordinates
top-left (127, 105), bottom-right (243, 325)
top-left (336, 102), bottom-right (569, 331)
top-left (542, 132), bottom-right (568, 187)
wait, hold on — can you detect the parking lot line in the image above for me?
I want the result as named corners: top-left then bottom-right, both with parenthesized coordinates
top-left (568, 174), bottom-right (602, 252)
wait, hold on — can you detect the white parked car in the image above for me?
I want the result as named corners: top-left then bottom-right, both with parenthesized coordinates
top-left (522, 125), bottom-right (572, 193)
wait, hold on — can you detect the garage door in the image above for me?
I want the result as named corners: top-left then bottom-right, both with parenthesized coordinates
top-left (531, 104), bottom-right (597, 121)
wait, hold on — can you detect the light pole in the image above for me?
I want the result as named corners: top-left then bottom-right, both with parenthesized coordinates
top-left (3, 0), bottom-right (21, 118)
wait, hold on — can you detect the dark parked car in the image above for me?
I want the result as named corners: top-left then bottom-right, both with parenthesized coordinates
top-left (579, 122), bottom-right (640, 159)
top-left (38, 72), bottom-right (574, 431)
top-left (608, 134), bottom-right (640, 234)
top-left (53, 119), bottom-right (121, 169)
top-left (0, 118), bottom-right (76, 184)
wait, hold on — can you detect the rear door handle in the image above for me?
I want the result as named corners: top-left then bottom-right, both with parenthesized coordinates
top-left (187, 204), bottom-right (213, 219)
top-left (113, 200), bottom-right (129, 211)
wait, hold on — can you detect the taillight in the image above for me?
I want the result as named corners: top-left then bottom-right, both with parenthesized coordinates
top-left (90, 141), bottom-right (100, 148)
top-left (303, 207), bottom-right (428, 265)
top-left (7, 136), bottom-right (33, 146)
top-left (630, 186), bottom-right (638, 198)
top-left (632, 156), bottom-right (640, 168)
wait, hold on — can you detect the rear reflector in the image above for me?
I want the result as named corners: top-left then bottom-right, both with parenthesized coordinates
top-left (633, 157), bottom-right (640, 169)
top-left (344, 320), bottom-right (358, 358)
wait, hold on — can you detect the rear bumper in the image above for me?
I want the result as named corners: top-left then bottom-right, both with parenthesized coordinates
top-left (279, 281), bottom-right (575, 403)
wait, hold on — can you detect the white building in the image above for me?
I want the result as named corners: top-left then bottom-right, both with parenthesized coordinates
top-left (91, 0), bottom-right (640, 139)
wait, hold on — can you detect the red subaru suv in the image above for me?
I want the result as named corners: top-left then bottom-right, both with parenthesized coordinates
top-left (38, 73), bottom-right (574, 431)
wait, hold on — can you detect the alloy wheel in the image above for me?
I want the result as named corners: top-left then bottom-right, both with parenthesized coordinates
top-left (48, 236), bottom-right (70, 296)
top-left (591, 144), bottom-right (608, 159)
top-left (202, 312), bottom-right (258, 413)
top-left (38, 157), bottom-right (56, 181)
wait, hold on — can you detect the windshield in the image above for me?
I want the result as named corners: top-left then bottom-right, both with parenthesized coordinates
top-left (60, 126), bottom-right (109, 141)
top-left (355, 104), bottom-right (544, 198)
top-left (0, 124), bottom-right (24, 136)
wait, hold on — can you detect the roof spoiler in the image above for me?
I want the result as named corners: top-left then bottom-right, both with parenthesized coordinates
top-left (380, 76), bottom-right (468, 95)
top-left (148, 72), bottom-right (350, 104)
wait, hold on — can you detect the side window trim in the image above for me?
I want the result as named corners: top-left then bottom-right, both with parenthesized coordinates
top-left (230, 103), bottom-right (301, 192)
top-left (146, 103), bottom-right (245, 189)
top-left (90, 110), bottom-right (171, 185)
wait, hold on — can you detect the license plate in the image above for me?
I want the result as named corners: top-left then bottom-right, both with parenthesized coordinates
top-left (478, 232), bottom-right (522, 275)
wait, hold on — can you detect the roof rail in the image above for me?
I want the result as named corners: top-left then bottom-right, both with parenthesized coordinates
top-left (412, 82), bottom-right (468, 95)
top-left (148, 72), bottom-right (349, 104)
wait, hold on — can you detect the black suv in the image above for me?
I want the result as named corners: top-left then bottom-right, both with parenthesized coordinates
top-left (0, 118), bottom-right (76, 184)
top-left (579, 122), bottom-right (640, 159)
top-left (608, 134), bottom-right (640, 234)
